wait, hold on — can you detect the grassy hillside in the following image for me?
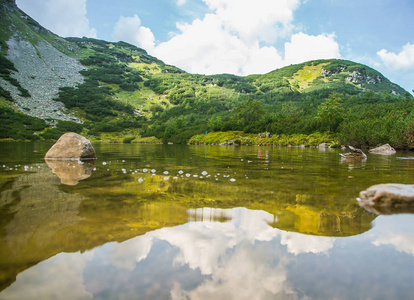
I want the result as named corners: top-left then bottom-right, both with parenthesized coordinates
top-left (0, 0), bottom-right (413, 147)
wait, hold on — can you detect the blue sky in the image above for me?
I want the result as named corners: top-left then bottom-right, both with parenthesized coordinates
top-left (16, 0), bottom-right (414, 94)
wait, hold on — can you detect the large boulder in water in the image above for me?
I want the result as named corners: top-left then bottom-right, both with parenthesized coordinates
top-left (45, 132), bottom-right (96, 160)
top-left (368, 143), bottom-right (396, 155)
top-left (357, 183), bottom-right (414, 214)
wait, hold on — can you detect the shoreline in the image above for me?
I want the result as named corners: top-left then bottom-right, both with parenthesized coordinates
top-left (3, 131), bottom-right (412, 151)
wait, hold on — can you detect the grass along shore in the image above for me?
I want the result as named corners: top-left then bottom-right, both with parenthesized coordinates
top-left (0, 131), bottom-right (339, 146)
top-left (188, 131), bottom-right (340, 147)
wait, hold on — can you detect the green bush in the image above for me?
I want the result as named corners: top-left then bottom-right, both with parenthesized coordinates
top-left (56, 79), bottom-right (134, 119)
top-left (56, 120), bottom-right (83, 133)
top-left (40, 128), bottom-right (64, 140)
top-left (0, 106), bottom-right (47, 140)
top-left (123, 136), bottom-right (136, 143)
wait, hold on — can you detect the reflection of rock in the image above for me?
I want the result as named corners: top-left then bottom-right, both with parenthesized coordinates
top-left (358, 184), bottom-right (414, 214)
top-left (45, 160), bottom-right (95, 185)
top-left (45, 132), bottom-right (96, 160)
top-left (368, 144), bottom-right (396, 155)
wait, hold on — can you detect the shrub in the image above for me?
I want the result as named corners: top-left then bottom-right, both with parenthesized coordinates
top-left (123, 136), bottom-right (136, 143)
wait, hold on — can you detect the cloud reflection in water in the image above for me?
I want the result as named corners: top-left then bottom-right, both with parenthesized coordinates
top-left (2, 208), bottom-right (414, 300)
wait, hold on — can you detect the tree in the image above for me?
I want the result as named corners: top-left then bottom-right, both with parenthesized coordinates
top-left (207, 115), bottom-right (223, 132)
top-left (317, 91), bottom-right (344, 132)
top-left (231, 98), bottom-right (266, 131)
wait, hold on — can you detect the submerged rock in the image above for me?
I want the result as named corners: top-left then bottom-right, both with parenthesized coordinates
top-left (368, 144), bottom-right (396, 155)
top-left (45, 132), bottom-right (96, 160)
top-left (357, 183), bottom-right (414, 214)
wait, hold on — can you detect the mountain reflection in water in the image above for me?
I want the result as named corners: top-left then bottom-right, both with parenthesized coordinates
top-left (1, 208), bottom-right (414, 300)
top-left (1, 142), bottom-right (414, 299)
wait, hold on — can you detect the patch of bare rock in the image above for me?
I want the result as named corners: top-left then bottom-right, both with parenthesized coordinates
top-left (0, 36), bottom-right (84, 123)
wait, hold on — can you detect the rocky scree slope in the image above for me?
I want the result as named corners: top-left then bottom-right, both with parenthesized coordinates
top-left (0, 0), bottom-right (84, 123)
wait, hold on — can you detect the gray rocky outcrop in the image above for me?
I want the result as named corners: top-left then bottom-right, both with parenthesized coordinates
top-left (368, 144), bottom-right (396, 155)
top-left (357, 183), bottom-right (414, 214)
top-left (321, 66), bottom-right (345, 77)
top-left (321, 67), bottom-right (386, 87)
top-left (345, 71), bottom-right (384, 85)
top-left (0, 36), bottom-right (84, 123)
top-left (45, 132), bottom-right (96, 160)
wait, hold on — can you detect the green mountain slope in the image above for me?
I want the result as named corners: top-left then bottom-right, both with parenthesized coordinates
top-left (0, 0), bottom-right (413, 147)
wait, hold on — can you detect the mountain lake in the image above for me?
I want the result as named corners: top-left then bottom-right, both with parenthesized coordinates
top-left (0, 142), bottom-right (414, 299)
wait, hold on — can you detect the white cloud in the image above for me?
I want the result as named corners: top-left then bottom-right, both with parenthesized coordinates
top-left (377, 43), bottom-right (414, 70)
top-left (284, 32), bottom-right (341, 65)
top-left (153, 14), bottom-right (284, 75)
top-left (203, 0), bottom-right (300, 43)
top-left (112, 15), bottom-right (155, 52)
top-left (126, 0), bottom-right (300, 75)
top-left (177, 0), bottom-right (187, 5)
top-left (16, 0), bottom-right (97, 38)
top-left (154, 23), bottom-right (341, 75)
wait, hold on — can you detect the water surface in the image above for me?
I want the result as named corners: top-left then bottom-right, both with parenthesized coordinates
top-left (1, 142), bottom-right (414, 299)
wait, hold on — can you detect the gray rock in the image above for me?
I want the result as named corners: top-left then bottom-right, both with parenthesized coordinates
top-left (357, 183), bottom-right (414, 214)
top-left (368, 144), bottom-right (396, 155)
top-left (318, 143), bottom-right (329, 149)
top-left (45, 133), bottom-right (96, 160)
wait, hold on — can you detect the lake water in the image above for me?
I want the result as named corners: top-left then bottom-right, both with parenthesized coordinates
top-left (1, 142), bottom-right (414, 299)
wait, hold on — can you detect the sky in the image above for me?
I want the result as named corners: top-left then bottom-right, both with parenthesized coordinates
top-left (16, 0), bottom-right (414, 94)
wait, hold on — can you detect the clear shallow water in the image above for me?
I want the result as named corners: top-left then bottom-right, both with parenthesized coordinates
top-left (1, 142), bottom-right (414, 299)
